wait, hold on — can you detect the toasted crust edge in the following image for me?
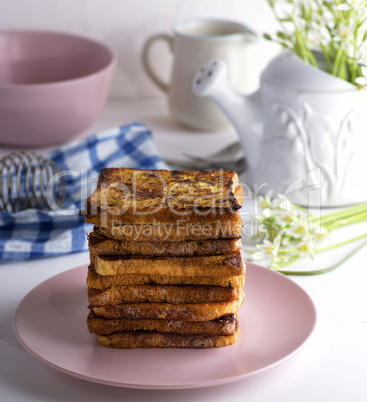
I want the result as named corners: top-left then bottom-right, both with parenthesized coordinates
top-left (88, 231), bottom-right (242, 256)
top-left (87, 266), bottom-right (246, 288)
top-left (92, 290), bottom-right (244, 321)
top-left (88, 282), bottom-right (242, 306)
top-left (92, 251), bottom-right (245, 277)
top-left (87, 311), bottom-right (238, 336)
top-left (96, 327), bottom-right (241, 348)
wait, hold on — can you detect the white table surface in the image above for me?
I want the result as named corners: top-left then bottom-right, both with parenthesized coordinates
top-left (1, 100), bottom-right (367, 402)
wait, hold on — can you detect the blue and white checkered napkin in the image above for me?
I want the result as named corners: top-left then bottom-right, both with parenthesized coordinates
top-left (0, 122), bottom-right (167, 262)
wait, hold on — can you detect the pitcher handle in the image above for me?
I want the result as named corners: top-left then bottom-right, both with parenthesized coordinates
top-left (142, 33), bottom-right (174, 92)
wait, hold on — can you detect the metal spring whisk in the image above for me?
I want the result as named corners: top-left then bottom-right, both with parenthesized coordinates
top-left (0, 152), bottom-right (66, 213)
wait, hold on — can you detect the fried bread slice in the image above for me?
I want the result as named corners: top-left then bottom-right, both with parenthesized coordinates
top-left (87, 311), bottom-right (238, 336)
top-left (96, 328), bottom-right (241, 348)
top-left (87, 266), bottom-right (246, 288)
top-left (92, 252), bottom-right (244, 277)
top-left (82, 168), bottom-right (244, 226)
top-left (94, 215), bottom-right (243, 241)
top-left (92, 290), bottom-right (244, 321)
top-left (88, 282), bottom-right (242, 306)
top-left (88, 230), bottom-right (242, 256)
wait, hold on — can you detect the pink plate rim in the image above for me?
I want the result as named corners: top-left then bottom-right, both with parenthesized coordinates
top-left (13, 263), bottom-right (317, 390)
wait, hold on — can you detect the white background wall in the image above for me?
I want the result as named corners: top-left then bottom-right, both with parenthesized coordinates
top-left (0, 0), bottom-right (280, 99)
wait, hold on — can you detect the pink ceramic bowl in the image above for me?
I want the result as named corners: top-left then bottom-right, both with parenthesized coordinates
top-left (0, 31), bottom-right (116, 147)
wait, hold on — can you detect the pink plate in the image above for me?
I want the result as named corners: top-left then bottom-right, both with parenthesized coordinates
top-left (13, 263), bottom-right (316, 389)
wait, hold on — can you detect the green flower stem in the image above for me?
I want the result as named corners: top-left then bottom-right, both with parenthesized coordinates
top-left (272, 254), bottom-right (301, 268)
top-left (319, 43), bottom-right (332, 73)
top-left (324, 210), bottom-right (367, 224)
top-left (277, 248), bottom-right (304, 254)
top-left (306, 48), bottom-right (318, 68)
top-left (321, 210), bottom-right (367, 225)
top-left (274, 232), bottom-right (367, 256)
top-left (322, 210), bottom-right (367, 228)
top-left (351, 29), bottom-right (359, 82)
top-left (308, 203), bottom-right (367, 224)
top-left (275, 239), bottom-right (367, 276)
top-left (315, 232), bottom-right (367, 253)
top-left (332, 46), bottom-right (346, 77)
top-left (325, 212), bottom-right (367, 232)
top-left (295, 27), bottom-right (309, 62)
top-left (293, 205), bottom-right (367, 234)
top-left (337, 3), bottom-right (347, 26)
top-left (339, 58), bottom-right (347, 81)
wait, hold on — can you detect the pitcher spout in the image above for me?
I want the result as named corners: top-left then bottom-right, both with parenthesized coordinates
top-left (193, 60), bottom-right (262, 169)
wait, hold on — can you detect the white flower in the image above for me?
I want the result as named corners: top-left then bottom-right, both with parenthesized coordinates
top-left (281, 235), bottom-right (292, 246)
top-left (249, 249), bottom-right (267, 262)
top-left (298, 235), bottom-right (316, 259)
top-left (279, 194), bottom-right (299, 218)
top-left (254, 235), bottom-right (282, 266)
top-left (338, 0), bottom-right (366, 12)
top-left (309, 24), bottom-right (332, 46)
top-left (273, 193), bottom-right (288, 209)
top-left (307, 220), bottom-right (328, 237)
top-left (311, 5), bottom-right (334, 28)
top-left (356, 44), bottom-right (367, 65)
top-left (258, 190), bottom-right (274, 210)
top-left (333, 22), bottom-right (356, 42)
top-left (287, 218), bottom-right (310, 239)
top-left (261, 208), bottom-right (288, 225)
top-left (355, 65), bottom-right (367, 86)
top-left (315, 227), bottom-right (328, 242)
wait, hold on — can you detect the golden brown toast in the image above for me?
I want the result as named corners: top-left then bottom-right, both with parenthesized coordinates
top-left (92, 252), bottom-right (244, 277)
top-left (96, 328), bottom-right (241, 348)
top-left (94, 216), bottom-right (243, 241)
top-left (87, 266), bottom-right (246, 288)
top-left (92, 290), bottom-right (244, 321)
top-left (82, 168), bottom-right (244, 226)
top-left (88, 230), bottom-right (242, 256)
top-left (88, 282), bottom-right (242, 306)
top-left (87, 311), bottom-right (238, 336)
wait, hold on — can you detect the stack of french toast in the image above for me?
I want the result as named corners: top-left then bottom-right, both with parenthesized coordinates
top-left (83, 168), bottom-right (245, 348)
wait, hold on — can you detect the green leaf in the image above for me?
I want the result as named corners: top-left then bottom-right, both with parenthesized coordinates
top-left (276, 31), bottom-right (288, 40)
top-left (278, 17), bottom-right (293, 22)
top-left (300, 3), bottom-right (308, 20)
top-left (263, 33), bottom-right (273, 41)
top-left (277, 41), bottom-right (293, 50)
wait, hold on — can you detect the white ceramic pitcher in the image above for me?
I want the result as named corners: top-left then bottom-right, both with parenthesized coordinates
top-left (142, 18), bottom-right (257, 130)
